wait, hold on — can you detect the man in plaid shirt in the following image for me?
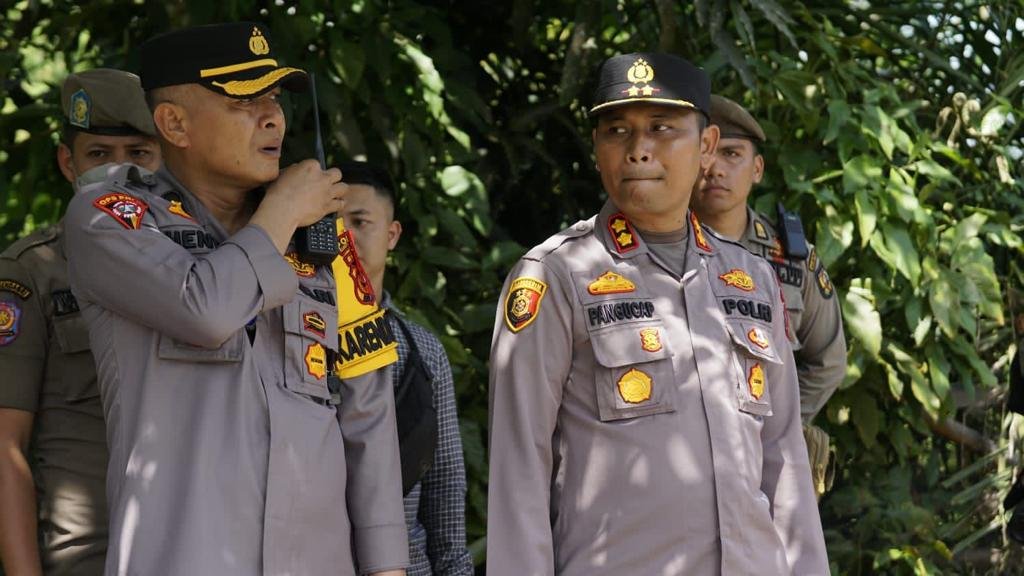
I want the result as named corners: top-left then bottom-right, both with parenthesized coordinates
top-left (339, 161), bottom-right (475, 576)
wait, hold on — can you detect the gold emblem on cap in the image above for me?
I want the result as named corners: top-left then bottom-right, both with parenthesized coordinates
top-left (249, 27), bottom-right (270, 56)
top-left (618, 368), bottom-right (653, 404)
top-left (626, 58), bottom-right (657, 97)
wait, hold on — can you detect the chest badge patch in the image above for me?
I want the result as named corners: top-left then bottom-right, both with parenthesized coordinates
top-left (747, 327), bottom-right (769, 350)
top-left (94, 192), bottom-right (148, 230)
top-left (748, 363), bottom-right (765, 400)
top-left (0, 301), bottom-right (21, 346)
top-left (168, 200), bottom-right (194, 220)
top-left (0, 279), bottom-right (31, 300)
top-left (588, 271), bottom-right (635, 295)
top-left (607, 213), bottom-right (638, 253)
top-left (639, 327), bottom-right (662, 352)
top-left (719, 268), bottom-right (755, 292)
top-left (305, 342), bottom-right (327, 380)
top-left (618, 368), bottom-right (653, 404)
top-left (504, 276), bottom-right (547, 332)
top-left (817, 268), bottom-right (834, 299)
top-left (303, 311), bottom-right (326, 339)
top-left (284, 252), bottom-right (316, 278)
top-left (689, 211), bottom-right (712, 253)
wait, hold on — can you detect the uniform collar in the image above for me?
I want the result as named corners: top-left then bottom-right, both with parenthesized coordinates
top-left (743, 206), bottom-right (777, 248)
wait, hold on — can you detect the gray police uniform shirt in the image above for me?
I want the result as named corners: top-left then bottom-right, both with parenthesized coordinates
top-left (0, 223), bottom-right (108, 575)
top-left (739, 208), bottom-right (847, 423)
top-left (487, 200), bottom-right (829, 576)
top-left (63, 165), bottom-right (408, 576)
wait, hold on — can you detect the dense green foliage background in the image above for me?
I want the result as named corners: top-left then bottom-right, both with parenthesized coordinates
top-left (3, 1), bottom-right (1024, 573)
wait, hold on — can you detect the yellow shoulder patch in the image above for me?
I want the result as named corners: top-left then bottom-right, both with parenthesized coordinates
top-left (504, 276), bottom-right (547, 332)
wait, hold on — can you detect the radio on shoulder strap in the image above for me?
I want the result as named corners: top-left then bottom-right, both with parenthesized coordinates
top-left (776, 202), bottom-right (809, 259)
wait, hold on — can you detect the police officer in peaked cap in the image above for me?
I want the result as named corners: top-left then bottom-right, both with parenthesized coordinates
top-left (487, 53), bottom-right (829, 575)
top-left (0, 69), bottom-right (160, 576)
top-left (61, 23), bottom-right (408, 576)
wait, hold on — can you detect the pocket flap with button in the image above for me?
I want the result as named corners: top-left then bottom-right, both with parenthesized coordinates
top-left (283, 297), bottom-right (338, 350)
top-left (158, 332), bottom-right (245, 363)
top-left (590, 323), bottom-right (671, 368)
top-left (724, 320), bottom-right (782, 364)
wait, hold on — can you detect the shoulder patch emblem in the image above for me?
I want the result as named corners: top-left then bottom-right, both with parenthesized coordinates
top-left (747, 327), bottom-right (769, 350)
top-left (0, 279), bottom-right (31, 299)
top-left (168, 200), bottom-right (194, 220)
top-left (607, 213), bottom-right (638, 254)
top-left (305, 342), bottom-right (327, 380)
top-left (504, 276), bottom-right (547, 332)
top-left (817, 268), bottom-right (834, 299)
top-left (690, 211), bottom-right (712, 253)
top-left (0, 301), bottom-right (21, 346)
top-left (719, 268), bottom-right (755, 292)
top-left (639, 327), bottom-right (662, 352)
top-left (753, 220), bottom-right (769, 241)
top-left (284, 252), bottom-right (316, 278)
top-left (303, 311), bottom-right (326, 339)
top-left (807, 247), bottom-right (819, 272)
top-left (748, 363), bottom-right (765, 400)
top-left (618, 367), bottom-right (653, 403)
top-left (94, 192), bottom-right (148, 230)
top-left (588, 270), bottom-right (635, 295)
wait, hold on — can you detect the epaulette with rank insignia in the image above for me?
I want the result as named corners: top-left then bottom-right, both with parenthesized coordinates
top-left (1, 225), bottom-right (60, 260)
top-left (523, 217), bottom-right (596, 261)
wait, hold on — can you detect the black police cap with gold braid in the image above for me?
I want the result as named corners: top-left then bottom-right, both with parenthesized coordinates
top-left (141, 22), bottom-right (307, 98)
top-left (589, 52), bottom-right (710, 118)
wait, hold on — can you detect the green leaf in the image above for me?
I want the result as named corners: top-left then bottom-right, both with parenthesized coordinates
top-left (842, 155), bottom-right (883, 196)
top-left (823, 99), bottom-right (851, 144)
top-left (842, 281), bottom-right (882, 357)
top-left (330, 40), bottom-right (365, 88)
top-left (869, 223), bottom-right (921, 284)
top-left (849, 389), bottom-right (881, 446)
top-left (854, 189), bottom-right (877, 248)
top-left (928, 270), bottom-right (959, 338)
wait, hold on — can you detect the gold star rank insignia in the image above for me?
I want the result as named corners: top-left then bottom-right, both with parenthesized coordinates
top-left (504, 277), bottom-right (547, 332)
top-left (607, 213), bottom-right (638, 253)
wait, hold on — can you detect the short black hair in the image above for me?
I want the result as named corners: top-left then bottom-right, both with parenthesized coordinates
top-left (338, 161), bottom-right (396, 207)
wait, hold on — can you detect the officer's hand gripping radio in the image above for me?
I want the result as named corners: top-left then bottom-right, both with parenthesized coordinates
top-left (293, 73), bottom-right (340, 266)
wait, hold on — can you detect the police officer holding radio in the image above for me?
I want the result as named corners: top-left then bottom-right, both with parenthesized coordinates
top-left (690, 95), bottom-right (848, 496)
top-left (487, 53), bottom-right (827, 575)
top-left (62, 23), bottom-right (407, 576)
top-left (0, 69), bottom-right (160, 576)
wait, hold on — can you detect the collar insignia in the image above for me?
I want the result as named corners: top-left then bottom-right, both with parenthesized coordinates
top-left (807, 247), bottom-right (819, 272)
top-left (625, 58), bottom-right (658, 97)
top-left (168, 200), bottom-right (194, 220)
top-left (747, 326), bottom-right (769, 350)
top-left (719, 268), bottom-right (755, 292)
top-left (690, 211), bottom-right (712, 253)
top-left (249, 26), bottom-right (270, 55)
top-left (748, 363), bottom-right (765, 400)
top-left (639, 327), bottom-right (662, 353)
top-left (753, 220), bottom-right (769, 240)
top-left (618, 367), bottom-right (653, 403)
top-left (588, 270), bottom-right (636, 295)
top-left (69, 89), bottom-right (91, 129)
top-left (607, 213), bottom-right (638, 254)
top-left (305, 342), bottom-right (327, 380)
top-left (504, 276), bottom-right (547, 333)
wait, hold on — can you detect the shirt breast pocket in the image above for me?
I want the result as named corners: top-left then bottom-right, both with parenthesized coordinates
top-left (724, 319), bottom-right (782, 418)
top-left (281, 295), bottom-right (338, 402)
top-left (589, 323), bottom-right (676, 422)
top-left (53, 313), bottom-right (99, 402)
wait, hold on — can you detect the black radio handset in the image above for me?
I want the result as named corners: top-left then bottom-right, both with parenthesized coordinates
top-left (293, 72), bottom-right (340, 266)
top-left (776, 202), bottom-right (809, 259)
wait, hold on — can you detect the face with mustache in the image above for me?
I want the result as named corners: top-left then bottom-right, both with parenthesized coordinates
top-left (592, 104), bottom-right (718, 231)
top-left (691, 137), bottom-right (764, 221)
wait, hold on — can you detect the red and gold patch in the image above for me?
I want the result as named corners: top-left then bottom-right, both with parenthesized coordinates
top-left (639, 327), bottom-right (662, 352)
top-left (305, 342), bottom-right (327, 380)
top-left (93, 192), bottom-right (148, 230)
top-left (617, 367), bottom-right (652, 404)
top-left (504, 277), bottom-right (547, 333)
top-left (817, 268), bottom-right (834, 299)
top-left (768, 239), bottom-right (786, 262)
top-left (607, 213), bottom-right (638, 253)
top-left (719, 268), bottom-right (755, 292)
top-left (303, 311), bottom-right (326, 339)
top-left (168, 200), bottom-right (194, 220)
top-left (284, 252), bottom-right (316, 278)
top-left (0, 301), bottom-right (21, 346)
top-left (748, 363), bottom-right (765, 400)
top-left (747, 326), bottom-right (769, 350)
top-left (689, 211), bottom-right (712, 252)
top-left (587, 270), bottom-right (635, 295)
top-left (338, 230), bottom-right (376, 305)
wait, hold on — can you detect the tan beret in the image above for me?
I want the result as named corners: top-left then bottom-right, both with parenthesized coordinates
top-left (61, 68), bottom-right (156, 137)
top-left (709, 94), bottom-right (765, 143)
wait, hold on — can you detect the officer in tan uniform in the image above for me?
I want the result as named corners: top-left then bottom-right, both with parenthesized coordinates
top-left (690, 95), bottom-right (847, 495)
top-left (487, 53), bottom-right (828, 575)
top-left (62, 23), bottom-right (407, 576)
top-left (0, 69), bottom-right (160, 575)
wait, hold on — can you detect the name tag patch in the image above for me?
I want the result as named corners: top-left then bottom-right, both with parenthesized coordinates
top-left (721, 298), bottom-right (772, 323)
top-left (587, 299), bottom-right (656, 328)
